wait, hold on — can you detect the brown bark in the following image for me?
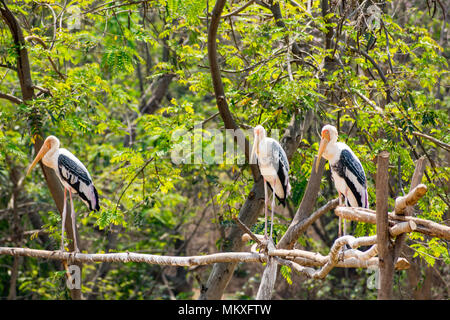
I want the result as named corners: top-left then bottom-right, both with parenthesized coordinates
top-left (199, 0), bottom-right (255, 300)
top-left (140, 74), bottom-right (175, 115)
top-left (376, 151), bottom-right (394, 300)
top-left (277, 156), bottom-right (328, 249)
top-left (393, 156), bottom-right (426, 261)
top-left (206, 0), bottom-right (259, 179)
top-left (6, 163), bottom-right (22, 300)
top-left (397, 156), bottom-right (435, 300)
top-left (334, 207), bottom-right (450, 240)
top-left (201, 0), bottom-right (320, 299)
top-left (0, 1), bottom-right (82, 299)
top-left (199, 181), bottom-right (264, 299)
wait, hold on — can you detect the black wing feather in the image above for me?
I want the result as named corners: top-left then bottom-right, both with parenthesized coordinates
top-left (339, 149), bottom-right (366, 187)
top-left (268, 142), bottom-right (289, 206)
top-left (332, 149), bottom-right (367, 207)
top-left (58, 154), bottom-right (100, 211)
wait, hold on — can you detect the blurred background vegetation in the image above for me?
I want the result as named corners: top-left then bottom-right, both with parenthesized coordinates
top-left (0, 0), bottom-right (448, 299)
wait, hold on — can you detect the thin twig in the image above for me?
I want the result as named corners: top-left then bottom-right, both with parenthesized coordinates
top-left (233, 216), bottom-right (262, 246)
top-left (114, 157), bottom-right (154, 214)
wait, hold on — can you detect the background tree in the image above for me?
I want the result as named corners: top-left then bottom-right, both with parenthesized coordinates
top-left (0, 0), bottom-right (448, 300)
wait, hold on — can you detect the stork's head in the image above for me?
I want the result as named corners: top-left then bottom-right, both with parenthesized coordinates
top-left (251, 125), bottom-right (266, 164)
top-left (26, 135), bottom-right (60, 175)
top-left (315, 125), bottom-right (338, 173)
top-left (253, 125), bottom-right (266, 140)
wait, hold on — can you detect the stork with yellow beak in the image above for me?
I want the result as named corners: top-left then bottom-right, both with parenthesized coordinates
top-left (251, 125), bottom-right (291, 239)
top-left (316, 125), bottom-right (368, 236)
top-left (27, 136), bottom-right (100, 252)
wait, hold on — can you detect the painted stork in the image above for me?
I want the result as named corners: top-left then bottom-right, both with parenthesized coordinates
top-left (316, 124), bottom-right (368, 237)
top-left (251, 125), bottom-right (291, 239)
top-left (27, 136), bottom-right (100, 252)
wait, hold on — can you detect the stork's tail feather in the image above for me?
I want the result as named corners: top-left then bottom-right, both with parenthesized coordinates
top-left (92, 185), bottom-right (100, 211)
top-left (363, 189), bottom-right (369, 209)
top-left (286, 182), bottom-right (291, 198)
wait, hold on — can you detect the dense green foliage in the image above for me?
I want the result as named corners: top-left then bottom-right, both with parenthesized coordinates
top-left (0, 0), bottom-right (448, 299)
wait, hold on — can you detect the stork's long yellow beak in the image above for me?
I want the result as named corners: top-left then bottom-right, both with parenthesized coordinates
top-left (26, 143), bottom-right (50, 175)
top-left (315, 137), bottom-right (329, 173)
top-left (251, 134), bottom-right (259, 165)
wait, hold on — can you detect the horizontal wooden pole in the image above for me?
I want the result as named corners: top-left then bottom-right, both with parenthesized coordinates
top-left (0, 247), bottom-right (267, 266)
top-left (335, 207), bottom-right (450, 240)
top-left (395, 184), bottom-right (427, 215)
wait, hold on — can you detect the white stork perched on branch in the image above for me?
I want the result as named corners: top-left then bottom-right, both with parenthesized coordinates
top-left (27, 136), bottom-right (100, 252)
top-left (316, 125), bottom-right (368, 237)
top-left (251, 125), bottom-right (291, 239)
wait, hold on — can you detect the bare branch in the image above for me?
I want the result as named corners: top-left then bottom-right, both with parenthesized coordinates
top-left (233, 216), bottom-right (262, 246)
top-left (1, 1), bottom-right (81, 299)
top-left (0, 247), bottom-right (267, 266)
top-left (256, 240), bottom-right (277, 299)
top-left (395, 184), bottom-right (428, 215)
top-left (201, 0), bottom-right (255, 20)
top-left (207, 0), bottom-right (258, 179)
top-left (277, 156), bottom-right (329, 249)
top-left (25, 35), bottom-right (66, 79)
top-left (335, 207), bottom-right (450, 240)
top-left (376, 151), bottom-right (394, 300)
top-left (412, 131), bottom-right (450, 152)
top-left (0, 63), bottom-right (17, 71)
top-left (0, 92), bottom-right (23, 104)
top-left (390, 221), bottom-right (417, 236)
top-left (350, 46), bottom-right (391, 104)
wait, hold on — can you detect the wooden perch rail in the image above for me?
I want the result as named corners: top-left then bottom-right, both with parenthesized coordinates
top-left (394, 184), bottom-right (427, 215)
top-left (335, 207), bottom-right (450, 240)
top-left (334, 178), bottom-right (449, 241)
top-left (243, 229), bottom-right (411, 280)
top-left (0, 227), bottom-right (410, 278)
top-left (0, 247), bottom-right (267, 266)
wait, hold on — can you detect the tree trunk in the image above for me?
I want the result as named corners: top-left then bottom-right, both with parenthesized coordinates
top-left (376, 151), bottom-right (394, 300)
top-left (0, 1), bottom-right (82, 299)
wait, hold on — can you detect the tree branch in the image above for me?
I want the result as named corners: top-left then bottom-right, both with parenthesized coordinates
top-left (0, 247), bottom-right (268, 266)
top-left (350, 46), bottom-right (391, 104)
top-left (394, 184), bottom-right (427, 215)
top-left (200, 112), bottom-right (312, 299)
top-left (277, 156), bottom-right (329, 249)
top-left (207, 0), bottom-right (258, 179)
top-left (0, 92), bottom-right (23, 104)
top-left (201, 0), bottom-right (255, 20)
top-left (412, 131), bottom-right (450, 152)
top-left (25, 35), bottom-right (66, 80)
top-left (334, 207), bottom-right (450, 240)
top-left (376, 151), bottom-right (394, 300)
top-left (1, 1), bottom-right (81, 299)
top-left (0, 63), bottom-right (17, 71)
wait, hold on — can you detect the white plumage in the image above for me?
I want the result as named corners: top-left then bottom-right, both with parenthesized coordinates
top-left (316, 125), bottom-right (368, 237)
top-left (27, 135), bottom-right (99, 252)
top-left (251, 125), bottom-right (291, 239)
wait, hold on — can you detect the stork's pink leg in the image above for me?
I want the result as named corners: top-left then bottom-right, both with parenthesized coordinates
top-left (338, 191), bottom-right (343, 237)
top-left (343, 190), bottom-right (349, 236)
top-left (61, 188), bottom-right (67, 251)
top-left (264, 178), bottom-right (268, 239)
top-left (69, 190), bottom-right (79, 252)
top-left (340, 190), bottom-right (350, 260)
top-left (270, 179), bottom-right (276, 239)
